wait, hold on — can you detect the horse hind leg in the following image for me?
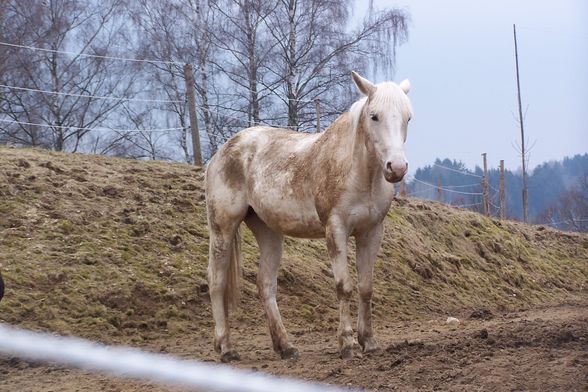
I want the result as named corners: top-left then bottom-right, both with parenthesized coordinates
top-left (245, 212), bottom-right (298, 360)
top-left (207, 198), bottom-right (247, 363)
top-left (208, 226), bottom-right (240, 362)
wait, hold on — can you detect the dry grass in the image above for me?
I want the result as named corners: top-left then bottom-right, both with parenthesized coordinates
top-left (0, 145), bottom-right (586, 344)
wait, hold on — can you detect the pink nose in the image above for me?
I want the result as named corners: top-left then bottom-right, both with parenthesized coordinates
top-left (385, 161), bottom-right (408, 183)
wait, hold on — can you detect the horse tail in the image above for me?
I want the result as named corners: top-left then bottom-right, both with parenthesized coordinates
top-left (225, 227), bottom-right (242, 309)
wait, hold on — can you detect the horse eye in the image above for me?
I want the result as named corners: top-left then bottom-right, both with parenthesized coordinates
top-left (370, 113), bottom-right (379, 122)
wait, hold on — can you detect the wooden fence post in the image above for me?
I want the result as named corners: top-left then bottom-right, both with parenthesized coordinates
top-left (482, 153), bottom-right (490, 216)
top-left (499, 159), bottom-right (506, 219)
top-left (437, 176), bottom-right (443, 203)
top-left (183, 63), bottom-right (203, 166)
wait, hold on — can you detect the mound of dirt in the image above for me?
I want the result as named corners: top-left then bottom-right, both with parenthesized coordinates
top-left (0, 146), bottom-right (587, 391)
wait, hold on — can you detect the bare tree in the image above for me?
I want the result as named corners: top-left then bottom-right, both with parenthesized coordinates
top-left (261, 0), bottom-right (409, 129)
top-left (1, 0), bottom-right (411, 160)
top-left (209, 0), bottom-right (279, 127)
top-left (0, 0), bottom-right (135, 152)
top-left (537, 173), bottom-right (588, 232)
top-left (130, 0), bottom-right (221, 160)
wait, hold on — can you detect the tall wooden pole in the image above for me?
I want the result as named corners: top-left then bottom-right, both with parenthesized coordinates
top-left (499, 160), bottom-right (506, 219)
top-left (183, 63), bottom-right (203, 166)
top-left (482, 153), bottom-right (490, 216)
top-left (314, 99), bottom-right (321, 133)
top-left (437, 176), bottom-right (443, 203)
top-left (513, 24), bottom-right (528, 222)
top-left (399, 179), bottom-right (407, 198)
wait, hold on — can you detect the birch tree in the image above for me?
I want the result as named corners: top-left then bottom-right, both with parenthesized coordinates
top-left (262, 0), bottom-right (409, 130)
top-left (0, 0), bottom-right (134, 152)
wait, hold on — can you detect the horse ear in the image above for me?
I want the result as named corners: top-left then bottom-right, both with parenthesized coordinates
top-left (351, 71), bottom-right (376, 97)
top-left (399, 79), bottom-right (410, 94)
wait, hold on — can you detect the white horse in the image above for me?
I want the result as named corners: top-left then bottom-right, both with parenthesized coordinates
top-left (205, 71), bottom-right (412, 362)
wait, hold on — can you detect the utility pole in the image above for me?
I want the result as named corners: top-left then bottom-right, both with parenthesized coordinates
top-left (183, 63), bottom-right (203, 166)
top-left (499, 160), bottom-right (506, 219)
top-left (399, 179), bottom-right (407, 198)
top-left (482, 153), bottom-right (490, 216)
top-left (513, 24), bottom-right (528, 222)
top-left (437, 176), bottom-right (443, 203)
top-left (314, 99), bottom-right (321, 133)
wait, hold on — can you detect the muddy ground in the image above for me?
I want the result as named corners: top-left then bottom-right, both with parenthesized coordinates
top-left (1, 302), bottom-right (586, 392)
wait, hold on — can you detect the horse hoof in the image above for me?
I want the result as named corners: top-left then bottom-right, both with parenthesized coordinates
top-left (340, 347), bottom-right (361, 359)
top-left (363, 345), bottom-right (382, 355)
top-left (362, 341), bottom-right (381, 355)
top-left (220, 351), bottom-right (241, 363)
top-left (280, 347), bottom-right (299, 361)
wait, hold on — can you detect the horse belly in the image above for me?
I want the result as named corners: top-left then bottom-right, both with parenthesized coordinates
top-left (249, 187), bottom-right (324, 238)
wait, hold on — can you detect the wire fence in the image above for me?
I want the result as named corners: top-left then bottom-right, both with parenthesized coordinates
top-left (411, 177), bottom-right (483, 196)
top-left (0, 41), bottom-right (183, 65)
top-left (0, 42), bottom-right (310, 134)
top-left (433, 163), bottom-right (482, 178)
top-left (0, 84), bottom-right (184, 104)
top-left (2, 42), bottom-right (580, 228)
top-left (0, 323), bottom-right (353, 392)
top-left (0, 118), bottom-right (186, 133)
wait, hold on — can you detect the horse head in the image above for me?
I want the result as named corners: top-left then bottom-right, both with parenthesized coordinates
top-left (351, 71), bottom-right (412, 183)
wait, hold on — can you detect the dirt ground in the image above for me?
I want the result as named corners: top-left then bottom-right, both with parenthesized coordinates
top-left (1, 302), bottom-right (586, 392)
top-left (1, 147), bottom-right (587, 391)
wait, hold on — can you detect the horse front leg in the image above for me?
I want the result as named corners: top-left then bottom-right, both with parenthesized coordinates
top-left (355, 223), bottom-right (384, 353)
top-left (326, 221), bottom-right (356, 359)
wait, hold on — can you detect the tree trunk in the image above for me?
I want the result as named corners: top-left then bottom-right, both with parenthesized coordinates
top-left (286, 0), bottom-right (298, 129)
top-left (244, 7), bottom-right (260, 126)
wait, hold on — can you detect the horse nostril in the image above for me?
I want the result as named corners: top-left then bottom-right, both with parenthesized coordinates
top-left (405, 162), bottom-right (409, 171)
top-left (386, 161), bottom-right (393, 172)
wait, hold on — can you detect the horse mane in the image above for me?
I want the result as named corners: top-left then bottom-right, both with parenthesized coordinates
top-left (349, 97), bottom-right (368, 135)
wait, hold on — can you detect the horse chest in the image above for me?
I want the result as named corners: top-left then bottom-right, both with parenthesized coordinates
top-left (343, 189), bottom-right (394, 229)
top-left (348, 200), bottom-right (389, 226)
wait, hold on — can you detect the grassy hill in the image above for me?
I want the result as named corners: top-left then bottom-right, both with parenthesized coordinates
top-left (0, 146), bottom-right (586, 344)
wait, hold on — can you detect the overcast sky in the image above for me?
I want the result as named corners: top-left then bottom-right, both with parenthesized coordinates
top-left (363, 0), bottom-right (588, 174)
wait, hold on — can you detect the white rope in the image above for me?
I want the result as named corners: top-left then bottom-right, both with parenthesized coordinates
top-left (0, 84), bottom-right (184, 104)
top-left (412, 178), bottom-right (483, 195)
top-left (547, 218), bottom-right (588, 226)
top-left (453, 202), bottom-right (482, 208)
top-left (206, 63), bottom-right (316, 104)
top-left (0, 118), bottom-right (185, 133)
top-left (0, 41), bottom-right (182, 65)
top-left (0, 85), bottom-right (307, 130)
top-left (200, 106), bottom-right (304, 131)
top-left (0, 324), bottom-right (352, 392)
top-left (489, 184), bottom-right (500, 193)
top-left (440, 182), bottom-right (482, 189)
top-left (433, 163), bottom-right (483, 178)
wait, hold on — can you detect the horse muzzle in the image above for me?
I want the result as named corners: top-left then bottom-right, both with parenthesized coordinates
top-left (384, 160), bottom-right (408, 183)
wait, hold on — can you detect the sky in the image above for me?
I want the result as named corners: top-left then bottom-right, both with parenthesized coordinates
top-left (362, 0), bottom-right (588, 175)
